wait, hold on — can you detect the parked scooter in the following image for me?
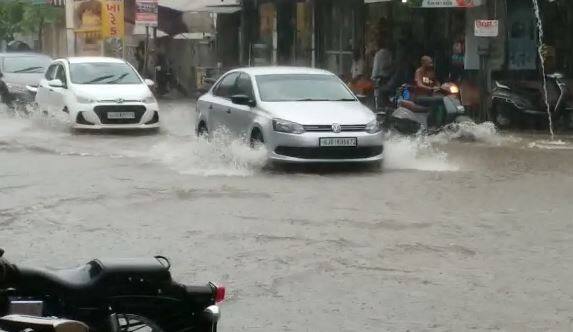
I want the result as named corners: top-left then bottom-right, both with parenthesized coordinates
top-left (0, 250), bottom-right (224, 331)
top-left (490, 73), bottom-right (573, 129)
top-left (378, 82), bottom-right (473, 135)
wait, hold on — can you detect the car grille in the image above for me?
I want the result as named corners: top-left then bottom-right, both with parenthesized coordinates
top-left (275, 146), bottom-right (383, 160)
top-left (303, 124), bottom-right (367, 132)
top-left (94, 105), bottom-right (146, 124)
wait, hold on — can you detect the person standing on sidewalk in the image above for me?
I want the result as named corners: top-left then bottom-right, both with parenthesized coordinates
top-left (371, 39), bottom-right (392, 110)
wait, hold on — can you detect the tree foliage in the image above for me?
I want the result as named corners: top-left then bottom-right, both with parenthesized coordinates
top-left (0, 0), bottom-right (63, 42)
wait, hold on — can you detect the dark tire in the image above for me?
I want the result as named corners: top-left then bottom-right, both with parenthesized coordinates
top-left (250, 129), bottom-right (264, 148)
top-left (197, 122), bottom-right (208, 138)
top-left (490, 102), bottom-right (512, 129)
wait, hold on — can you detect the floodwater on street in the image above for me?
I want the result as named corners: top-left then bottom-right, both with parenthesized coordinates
top-left (1, 101), bottom-right (573, 331)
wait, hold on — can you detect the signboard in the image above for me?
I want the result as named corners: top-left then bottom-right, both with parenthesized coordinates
top-left (102, 0), bottom-right (124, 58)
top-left (135, 0), bottom-right (158, 26)
top-left (474, 20), bottom-right (499, 37)
top-left (102, 0), bottom-right (124, 38)
top-left (403, 0), bottom-right (484, 7)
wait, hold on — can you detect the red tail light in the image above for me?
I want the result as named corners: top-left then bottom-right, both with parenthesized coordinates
top-left (214, 284), bottom-right (226, 303)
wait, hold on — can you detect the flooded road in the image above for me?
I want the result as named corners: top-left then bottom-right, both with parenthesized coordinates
top-left (1, 101), bottom-right (573, 331)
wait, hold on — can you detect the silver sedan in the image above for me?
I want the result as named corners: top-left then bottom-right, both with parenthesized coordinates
top-left (196, 67), bottom-right (384, 164)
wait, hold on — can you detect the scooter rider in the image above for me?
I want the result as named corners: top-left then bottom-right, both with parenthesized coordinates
top-left (414, 56), bottom-right (440, 96)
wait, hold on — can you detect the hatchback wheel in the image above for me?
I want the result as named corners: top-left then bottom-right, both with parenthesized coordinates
top-left (250, 130), bottom-right (264, 149)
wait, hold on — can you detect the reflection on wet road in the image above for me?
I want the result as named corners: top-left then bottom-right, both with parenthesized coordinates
top-left (1, 101), bottom-right (573, 331)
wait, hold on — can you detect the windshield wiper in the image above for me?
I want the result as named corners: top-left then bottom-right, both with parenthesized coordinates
top-left (108, 73), bottom-right (129, 84)
top-left (14, 66), bottom-right (44, 73)
top-left (82, 75), bottom-right (115, 84)
top-left (293, 98), bottom-right (330, 101)
top-left (333, 98), bottom-right (357, 101)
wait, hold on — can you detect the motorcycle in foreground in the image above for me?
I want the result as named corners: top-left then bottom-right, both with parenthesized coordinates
top-left (490, 73), bottom-right (573, 129)
top-left (0, 250), bottom-right (224, 331)
top-left (378, 82), bottom-right (473, 135)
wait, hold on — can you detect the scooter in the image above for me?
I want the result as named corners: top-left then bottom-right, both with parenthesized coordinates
top-left (490, 73), bottom-right (573, 129)
top-left (378, 82), bottom-right (473, 135)
top-left (0, 249), bottom-right (224, 331)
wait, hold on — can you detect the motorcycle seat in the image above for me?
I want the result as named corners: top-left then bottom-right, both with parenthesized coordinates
top-left (18, 258), bottom-right (171, 294)
top-left (398, 100), bottom-right (430, 113)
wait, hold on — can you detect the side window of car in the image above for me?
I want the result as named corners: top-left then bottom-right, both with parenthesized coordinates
top-left (45, 64), bottom-right (58, 80)
top-left (213, 73), bottom-right (239, 98)
top-left (55, 65), bottom-right (67, 85)
top-left (236, 73), bottom-right (254, 99)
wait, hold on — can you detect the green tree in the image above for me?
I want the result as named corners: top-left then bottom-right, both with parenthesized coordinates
top-left (0, 0), bottom-right (25, 43)
top-left (0, 0), bottom-right (63, 48)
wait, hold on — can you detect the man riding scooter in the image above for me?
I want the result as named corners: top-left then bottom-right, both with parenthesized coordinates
top-left (384, 55), bottom-right (470, 134)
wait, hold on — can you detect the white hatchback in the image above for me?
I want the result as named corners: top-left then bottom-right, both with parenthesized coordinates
top-left (36, 57), bottom-right (160, 130)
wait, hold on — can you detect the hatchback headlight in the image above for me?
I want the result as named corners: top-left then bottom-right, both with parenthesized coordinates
top-left (143, 95), bottom-right (157, 104)
top-left (76, 95), bottom-right (95, 104)
top-left (365, 119), bottom-right (381, 134)
top-left (272, 118), bottom-right (305, 134)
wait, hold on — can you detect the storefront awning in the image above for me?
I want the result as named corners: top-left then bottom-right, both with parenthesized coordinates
top-left (365, 0), bottom-right (484, 7)
top-left (159, 0), bottom-right (241, 13)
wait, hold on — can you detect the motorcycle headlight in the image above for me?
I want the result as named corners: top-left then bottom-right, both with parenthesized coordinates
top-left (272, 118), bottom-right (305, 134)
top-left (76, 95), bottom-right (95, 104)
top-left (143, 95), bottom-right (157, 104)
top-left (365, 119), bottom-right (381, 134)
top-left (449, 85), bottom-right (460, 94)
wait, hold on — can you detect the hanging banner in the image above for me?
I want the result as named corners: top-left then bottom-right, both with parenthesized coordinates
top-left (474, 19), bottom-right (499, 37)
top-left (73, 0), bottom-right (102, 56)
top-left (135, 0), bottom-right (158, 26)
top-left (102, 0), bottom-right (124, 38)
top-left (407, 0), bottom-right (484, 7)
top-left (102, 0), bottom-right (124, 58)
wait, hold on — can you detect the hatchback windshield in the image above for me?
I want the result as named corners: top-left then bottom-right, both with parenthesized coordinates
top-left (3, 56), bottom-right (51, 74)
top-left (256, 74), bottom-right (356, 102)
top-left (70, 62), bottom-right (141, 84)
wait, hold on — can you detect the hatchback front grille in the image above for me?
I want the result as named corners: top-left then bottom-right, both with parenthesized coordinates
top-left (303, 124), bottom-right (367, 132)
top-left (94, 105), bottom-right (146, 124)
top-left (275, 146), bottom-right (383, 160)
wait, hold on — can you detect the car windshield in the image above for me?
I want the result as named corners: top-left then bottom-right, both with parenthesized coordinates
top-left (3, 56), bottom-right (51, 73)
top-left (256, 74), bottom-right (356, 102)
top-left (70, 62), bottom-right (141, 84)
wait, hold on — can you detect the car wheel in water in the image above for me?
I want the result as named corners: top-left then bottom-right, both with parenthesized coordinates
top-left (250, 129), bottom-right (264, 149)
top-left (197, 122), bottom-right (208, 138)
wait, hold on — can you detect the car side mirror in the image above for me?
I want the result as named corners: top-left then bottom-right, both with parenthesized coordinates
top-left (48, 79), bottom-right (65, 88)
top-left (231, 94), bottom-right (256, 107)
top-left (144, 79), bottom-right (155, 87)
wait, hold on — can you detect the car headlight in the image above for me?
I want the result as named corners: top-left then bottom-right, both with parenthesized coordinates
top-left (365, 119), bottom-right (381, 134)
top-left (76, 95), bottom-right (95, 104)
top-left (272, 118), bottom-right (305, 134)
top-left (143, 95), bottom-right (157, 104)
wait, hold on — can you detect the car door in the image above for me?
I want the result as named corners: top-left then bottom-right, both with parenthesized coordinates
top-left (227, 72), bottom-right (257, 138)
top-left (36, 63), bottom-right (58, 111)
top-left (51, 63), bottom-right (69, 113)
top-left (209, 72), bottom-right (240, 135)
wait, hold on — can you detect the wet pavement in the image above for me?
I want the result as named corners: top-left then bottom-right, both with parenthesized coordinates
top-left (1, 101), bottom-right (573, 331)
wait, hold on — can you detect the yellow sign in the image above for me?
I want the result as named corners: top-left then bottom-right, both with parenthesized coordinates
top-left (102, 0), bottom-right (124, 38)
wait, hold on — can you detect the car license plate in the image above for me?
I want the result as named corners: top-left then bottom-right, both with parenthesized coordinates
top-left (319, 137), bottom-right (357, 147)
top-left (107, 112), bottom-right (135, 119)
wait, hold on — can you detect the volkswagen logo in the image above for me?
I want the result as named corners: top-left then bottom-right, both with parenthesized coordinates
top-left (331, 123), bottom-right (342, 133)
top-left (115, 98), bottom-right (124, 104)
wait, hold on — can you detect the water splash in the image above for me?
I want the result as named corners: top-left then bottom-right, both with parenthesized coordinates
top-left (532, 0), bottom-right (554, 139)
top-left (384, 135), bottom-right (458, 172)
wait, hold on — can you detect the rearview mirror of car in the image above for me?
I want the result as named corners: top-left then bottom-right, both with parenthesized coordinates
top-left (231, 94), bottom-right (256, 107)
top-left (144, 79), bottom-right (155, 87)
top-left (48, 79), bottom-right (65, 88)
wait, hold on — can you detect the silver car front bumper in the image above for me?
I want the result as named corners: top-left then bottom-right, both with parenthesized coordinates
top-left (267, 131), bottom-right (384, 163)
